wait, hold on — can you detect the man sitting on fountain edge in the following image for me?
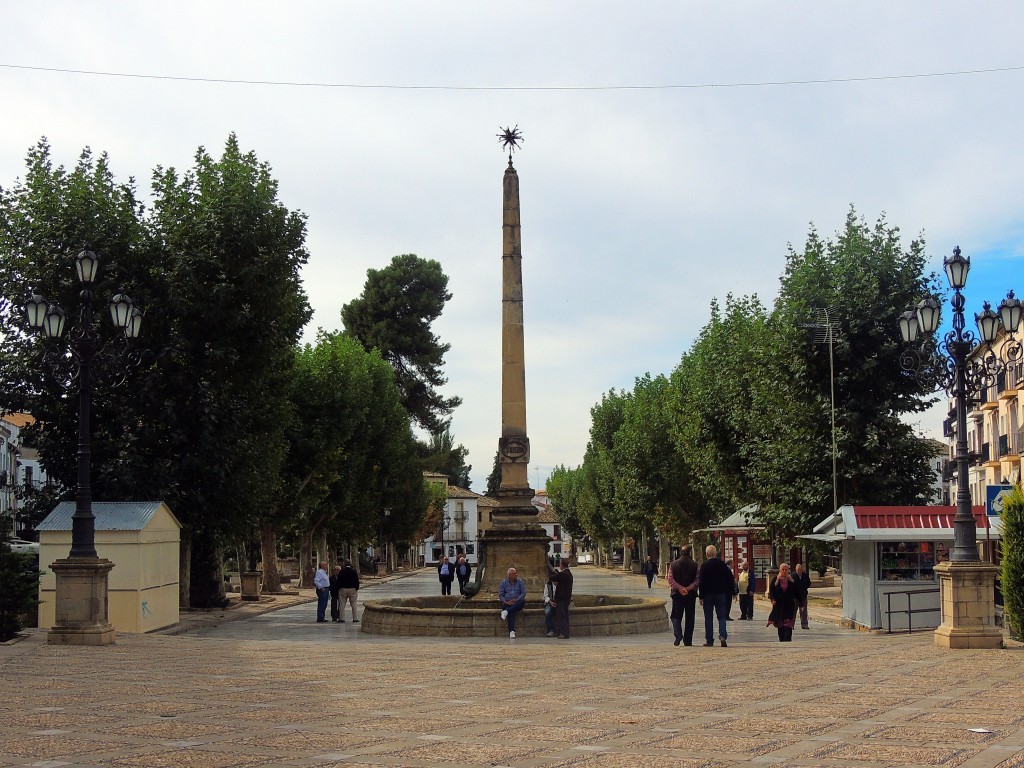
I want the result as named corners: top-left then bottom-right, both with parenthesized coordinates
top-left (498, 567), bottom-right (527, 638)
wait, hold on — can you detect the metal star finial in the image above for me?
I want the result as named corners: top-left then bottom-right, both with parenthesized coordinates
top-left (497, 125), bottom-right (523, 164)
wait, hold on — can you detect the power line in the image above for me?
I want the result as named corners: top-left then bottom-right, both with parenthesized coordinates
top-left (2, 62), bottom-right (1023, 91)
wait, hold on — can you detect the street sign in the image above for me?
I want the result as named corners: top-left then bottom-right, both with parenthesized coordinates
top-left (987, 485), bottom-right (1015, 516)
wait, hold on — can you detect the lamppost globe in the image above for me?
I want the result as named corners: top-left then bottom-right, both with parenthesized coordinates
top-left (999, 290), bottom-right (1022, 334)
top-left (25, 292), bottom-right (48, 330)
top-left (74, 249), bottom-right (100, 285)
top-left (109, 293), bottom-right (134, 330)
top-left (943, 245), bottom-right (970, 289)
top-left (975, 302), bottom-right (1001, 344)
top-left (916, 296), bottom-right (942, 335)
top-left (899, 310), bottom-right (919, 344)
top-left (43, 304), bottom-right (66, 338)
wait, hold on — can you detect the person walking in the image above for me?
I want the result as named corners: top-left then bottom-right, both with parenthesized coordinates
top-left (336, 559), bottom-right (361, 623)
top-left (737, 561), bottom-right (757, 620)
top-left (329, 564), bottom-right (343, 622)
top-left (455, 555), bottom-right (473, 596)
top-left (794, 563), bottom-right (812, 629)
top-left (697, 545), bottom-right (736, 647)
top-left (313, 561), bottom-right (330, 623)
top-left (549, 560), bottom-right (573, 639)
top-left (667, 545), bottom-right (699, 646)
top-left (767, 563), bottom-right (799, 641)
top-left (437, 555), bottom-right (455, 596)
top-left (498, 567), bottom-right (526, 638)
top-left (641, 556), bottom-right (658, 589)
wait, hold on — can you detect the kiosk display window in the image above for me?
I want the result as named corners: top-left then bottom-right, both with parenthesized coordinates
top-left (877, 541), bottom-right (937, 581)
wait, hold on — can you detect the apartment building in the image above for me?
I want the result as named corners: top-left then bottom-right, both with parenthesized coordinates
top-left (946, 336), bottom-right (1023, 506)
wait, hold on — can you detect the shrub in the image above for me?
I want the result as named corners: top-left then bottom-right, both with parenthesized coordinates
top-left (1000, 485), bottom-right (1024, 641)
top-left (0, 541), bottom-right (42, 641)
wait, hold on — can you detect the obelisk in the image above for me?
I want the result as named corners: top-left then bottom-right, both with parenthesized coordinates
top-left (475, 127), bottom-right (551, 598)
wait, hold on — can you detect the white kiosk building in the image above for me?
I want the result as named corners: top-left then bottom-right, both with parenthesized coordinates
top-left (807, 504), bottom-right (998, 632)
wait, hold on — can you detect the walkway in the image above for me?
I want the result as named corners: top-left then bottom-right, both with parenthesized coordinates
top-left (2, 566), bottom-right (1022, 767)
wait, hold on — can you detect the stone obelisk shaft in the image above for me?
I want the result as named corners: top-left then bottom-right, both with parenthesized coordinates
top-left (498, 159), bottom-right (533, 504)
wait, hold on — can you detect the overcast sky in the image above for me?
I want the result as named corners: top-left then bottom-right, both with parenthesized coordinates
top-left (3, 3), bottom-right (1023, 491)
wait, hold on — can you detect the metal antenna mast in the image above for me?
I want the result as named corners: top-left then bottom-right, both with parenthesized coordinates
top-left (804, 308), bottom-right (841, 513)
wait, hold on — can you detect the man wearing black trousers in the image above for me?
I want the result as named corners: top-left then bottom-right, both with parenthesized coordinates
top-left (667, 545), bottom-right (699, 646)
top-left (794, 563), bottom-right (812, 629)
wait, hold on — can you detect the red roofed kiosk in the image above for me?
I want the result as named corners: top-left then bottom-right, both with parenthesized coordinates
top-left (805, 505), bottom-right (998, 632)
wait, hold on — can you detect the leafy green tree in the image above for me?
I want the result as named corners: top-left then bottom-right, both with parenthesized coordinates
top-left (613, 373), bottom-right (705, 547)
top-left (1000, 486), bottom-right (1024, 640)
top-left (0, 532), bottom-right (41, 641)
top-left (341, 254), bottom-right (461, 433)
top-left (136, 134), bottom-right (311, 607)
top-left (669, 294), bottom-right (768, 524)
top-left (418, 424), bottom-right (472, 488)
top-left (749, 210), bottom-right (938, 535)
top-left (485, 451), bottom-right (501, 498)
top-left (288, 331), bottom-right (426, 585)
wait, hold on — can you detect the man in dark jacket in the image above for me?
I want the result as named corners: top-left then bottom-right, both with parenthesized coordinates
top-left (549, 560), bottom-right (574, 639)
top-left (455, 555), bottom-right (473, 595)
top-left (329, 565), bottom-right (343, 622)
top-left (336, 560), bottom-right (361, 623)
top-left (667, 545), bottom-right (699, 646)
top-left (794, 563), bottom-right (812, 629)
top-left (697, 545), bottom-right (736, 647)
top-left (437, 556), bottom-right (455, 595)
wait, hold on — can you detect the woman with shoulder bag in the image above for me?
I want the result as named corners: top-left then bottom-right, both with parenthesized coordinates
top-left (766, 563), bottom-right (798, 641)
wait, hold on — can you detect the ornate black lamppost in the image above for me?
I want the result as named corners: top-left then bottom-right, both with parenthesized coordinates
top-left (25, 249), bottom-right (143, 645)
top-left (899, 245), bottom-right (1020, 648)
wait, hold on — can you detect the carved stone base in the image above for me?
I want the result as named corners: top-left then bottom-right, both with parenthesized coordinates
top-left (240, 571), bottom-right (263, 602)
top-left (933, 560), bottom-right (1003, 649)
top-left (476, 523), bottom-right (552, 599)
top-left (47, 557), bottom-right (116, 646)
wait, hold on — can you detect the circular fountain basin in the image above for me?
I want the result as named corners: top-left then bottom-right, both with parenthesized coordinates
top-left (360, 595), bottom-right (669, 637)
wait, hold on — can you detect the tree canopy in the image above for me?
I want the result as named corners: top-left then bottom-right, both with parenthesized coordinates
top-left (341, 254), bottom-right (461, 433)
top-left (549, 208), bottom-right (940, 556)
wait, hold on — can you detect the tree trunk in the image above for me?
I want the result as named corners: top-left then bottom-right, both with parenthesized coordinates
top-left (299, 531), bottom-right (315, 588)
top-left (234, 537), bottom-right (248, 574)
top-left (659, 533), bottom-right (670, 576)
top-left (190, 533), bottom-right (227, 609)
top-left (317, 529), bottom-right (329, 569)
top-left (179, 528), bottom-right (192, 609)
top-left (260, 525), bottom-right (282, 593)
top-left (623, 534), bottom-right (633, 571)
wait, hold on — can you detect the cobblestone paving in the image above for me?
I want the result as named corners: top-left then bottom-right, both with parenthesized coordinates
top-left (3, 567), bottom-right (1023, 767)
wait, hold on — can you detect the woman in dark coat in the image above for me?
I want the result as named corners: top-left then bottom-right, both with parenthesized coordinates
top-left (641, 556), bottom-right (658, 588)
top-left (766, 562), bottom-right (798, 642)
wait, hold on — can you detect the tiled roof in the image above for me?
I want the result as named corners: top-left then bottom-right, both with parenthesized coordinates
top-left (853, 505), bottom-right (987, 530)
top-left (448, 485), bottom-right (484, 500)
top-left (1, 412), bottom-right (35, 428)
top-left (536, 507), bottom-right (559, 524)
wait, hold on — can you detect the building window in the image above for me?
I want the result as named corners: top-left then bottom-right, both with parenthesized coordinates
top-left (466, 544), bottom-right (475, 555)
top-left (24, 465), bottom-right (33, 488)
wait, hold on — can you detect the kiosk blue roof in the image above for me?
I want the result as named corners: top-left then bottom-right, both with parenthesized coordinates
top-left (37, 502), bottom-right (174, 532)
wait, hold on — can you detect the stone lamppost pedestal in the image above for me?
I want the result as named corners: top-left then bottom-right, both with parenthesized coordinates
top-left (240, 571), bottom-right (263, 601)
top-left (47, 557), bottom-right (116, 646)
top-left (933, 560), bottom-right (1003, 649)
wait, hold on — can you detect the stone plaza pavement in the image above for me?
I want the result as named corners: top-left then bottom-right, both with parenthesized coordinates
top-left (3, 566), bottom-right (1024, 768)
